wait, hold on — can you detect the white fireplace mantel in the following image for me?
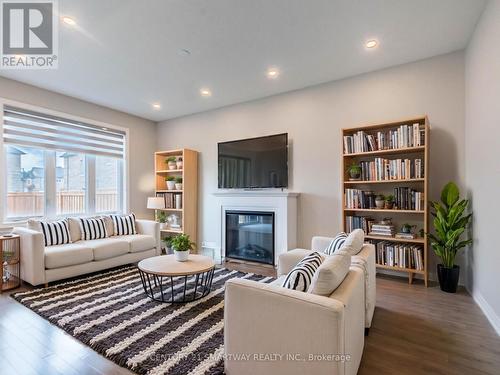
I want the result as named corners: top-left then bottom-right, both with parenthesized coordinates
top-left (212, 190), bottom-right (299, 266)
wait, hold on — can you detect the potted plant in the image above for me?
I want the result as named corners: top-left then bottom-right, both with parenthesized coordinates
top-left (401, 223), bottom-right (416, 234)
top-left (166, 156), bottom-right (177, 170)
top-left (157, 211), bottom-right (167, 230)
top-left (171, 233), bottom-right (195, 262)
top-left (385, 194), bottom-right (395, 209)
top-left (347, 163), bottom-right (361, 180)
top-left (165, 176), bottom-right (176, 190)
top-left (176, 156), bottom-right (183, 170)
top-left (163, 236), bottom-right (173, 254)
top-left (429, 182), bottom-right (472, 293)
top-left (375, 194), bottom-right (385, 209)
top-left (175, 176), bottom-right (183, 190)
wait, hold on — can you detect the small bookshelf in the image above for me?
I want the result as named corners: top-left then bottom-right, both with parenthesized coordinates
top-left (155, 149), bottom-right (198, 247)
top-left (342, 116), bottom-right (429, 286)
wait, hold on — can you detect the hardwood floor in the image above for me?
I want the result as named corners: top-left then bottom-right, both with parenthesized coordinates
top-left (1, 266), bottom-right (499, 374)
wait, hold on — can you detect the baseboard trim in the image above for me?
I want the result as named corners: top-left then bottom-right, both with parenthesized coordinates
top-left (471, 289), bottom-right (500, 336)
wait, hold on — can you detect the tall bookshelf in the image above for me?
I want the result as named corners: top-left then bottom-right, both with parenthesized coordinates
top-left (342, 116), bottom-right (429, 286)
top-left (155, 149), bottom-right (198, 248)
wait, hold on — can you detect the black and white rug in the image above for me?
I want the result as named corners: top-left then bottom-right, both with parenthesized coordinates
top-left (12, 266), bottom-right (274, 375)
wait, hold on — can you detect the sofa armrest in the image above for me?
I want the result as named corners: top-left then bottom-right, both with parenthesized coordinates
top-left (352, 244), bottom-right (376, 328)
top-left (311, 236), bottom-right (334, 252)
top-left (13, 227), bottom-right (46, 286)
top-left (224, 278), bottom-right (347, 375)
top-left (135, 219), bottom-right (160, 255)
top-left (277, 248), bottom-right (313, 276)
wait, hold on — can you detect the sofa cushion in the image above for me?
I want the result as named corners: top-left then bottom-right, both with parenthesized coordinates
top-left (45, 243), bottom-right (94, 269)
top-left (324, 232), bottom-right (348, 255)
top-left (80, 238), bottom-right (129, 261)
top-left (118, 234), bottom-right (156, 253)
top-left (28, 219), bottom-right (72, 246)
top-left (308, 250), bottom-right (351, 296)
top-left (281, 252), bottom-right (325, 292)
top-left (341, 229), bottom-right (365, 256)
top-left (111, 213), bottom-right (137, 236)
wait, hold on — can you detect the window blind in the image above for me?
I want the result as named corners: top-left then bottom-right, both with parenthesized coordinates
top-left (2, 106), bottom-right (125, 158)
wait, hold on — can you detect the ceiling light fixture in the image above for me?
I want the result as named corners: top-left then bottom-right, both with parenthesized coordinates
top-left (200, 88), bottom-right (212, 97)
top-left (365, 39), bottom-right (378, 49)
top-left (62, 16), bottom-right (76, 26)
top-left (152, 103), bottom-right (161, 110)
top-left (267, 67), bottom-right (280, 79)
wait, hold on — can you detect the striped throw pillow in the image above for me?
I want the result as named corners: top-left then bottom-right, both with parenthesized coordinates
top-left (111, 213), bottom-right (137, 236)
top-left (40, 219), bottom-right (72, 246)
top-left (79, 217), bottom-right (109, 240)
top-left (324, 232), bottom-right (348, 255)
top-left (282, 252), bottom-right (324, 292)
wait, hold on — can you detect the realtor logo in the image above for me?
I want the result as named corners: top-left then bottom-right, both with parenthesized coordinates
top-left (1, 0), bottom-right (58, 69)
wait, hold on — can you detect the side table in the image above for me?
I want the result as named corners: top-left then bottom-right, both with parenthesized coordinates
top-left (1, 235), bottom-right (21, 292)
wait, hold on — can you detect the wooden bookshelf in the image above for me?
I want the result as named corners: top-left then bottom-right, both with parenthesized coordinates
top-left (155, 149), bottom-right (198, 248)
top-left (342, 116), bottom-right (429, 286)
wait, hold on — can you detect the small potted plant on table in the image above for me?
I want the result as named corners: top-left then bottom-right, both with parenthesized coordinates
top-left (347, 163), bottom-right (362, 181)
top-left (175, 177), bottom-right (183, 190)
top-left (429, 182), bottom-right (472, 293)
top-left (166, 156), bottom-right (177, 170)
top-left (165, 176), bottom-right (176, 190)
top-left (171, 233), bottom-right (195, 262)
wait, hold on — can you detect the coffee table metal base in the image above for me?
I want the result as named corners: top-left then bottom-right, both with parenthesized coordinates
top-left (138, 267), bottom-right (215, 303)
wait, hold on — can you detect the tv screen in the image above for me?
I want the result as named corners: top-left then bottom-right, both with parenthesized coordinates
top-left (218, 133), bottom-right (288, 189)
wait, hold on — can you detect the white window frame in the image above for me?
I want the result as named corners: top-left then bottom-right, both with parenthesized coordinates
top-left (0, 98), bottom-right (130, 224)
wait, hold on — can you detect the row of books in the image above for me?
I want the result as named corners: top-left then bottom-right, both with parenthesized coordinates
top-left (356, 158), bottom-right (424, 181)
top-left (156, 192), bottom-right (183, 209)
top-left (343, 123), bottom-right (425, 154)
top-left (345, 216), bottom-right (375, 233)
top-left (393, 187), bottom-right (424, 211)
top-left (369, 223), bottom-right (395, 237)
top-left (374, 241), bottom-right (424, 271)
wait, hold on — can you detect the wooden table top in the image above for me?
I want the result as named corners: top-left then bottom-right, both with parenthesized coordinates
top-left (138, 254), bottom-right (215, 276)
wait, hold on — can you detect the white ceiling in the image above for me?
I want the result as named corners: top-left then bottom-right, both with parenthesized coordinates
top-left (0, 0), bottom-right (486, 121)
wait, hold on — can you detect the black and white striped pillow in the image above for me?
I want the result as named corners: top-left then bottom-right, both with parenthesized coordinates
top-left (111, 213), bottom-right (137, 236)
top-left (324, 232), bottom-right (348, 255)
top-left (79, 217), bottom-right (108, 240)
top-left (282, 252), bottom-right (324, 292)
top-left (40, 220), bottom-right (72, 246)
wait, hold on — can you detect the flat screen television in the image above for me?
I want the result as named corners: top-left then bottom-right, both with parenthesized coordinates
top-left (218, 133), bottom-right (288, 189)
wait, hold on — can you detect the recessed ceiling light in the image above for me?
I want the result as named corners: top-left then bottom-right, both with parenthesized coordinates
top-left (267, 67), bottom-right (280, 79)
top-left (365, 39), bottom-right (378, 49)
top-left (152, 103), bottom-right (161, 110)
top-left (62, 16), bottom-right (76, 26)
top-left (200, 88), bottom-right (212, 97)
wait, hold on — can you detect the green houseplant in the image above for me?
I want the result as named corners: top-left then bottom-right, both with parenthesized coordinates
top-left (385, 194), bottom-right (395, 209)
top-left (171, 233), bottom-right (195, 262)
top-left (163, 235), bottom-right (173, 254)
top-left (175, 176), bottom-right (183, 190)
top-left (165, 175), bottom-right (176, 190)
top-left (375, 194), bottom-right (385, 209)
top-left (429, 182), bottom-right (472, 293)
top-left (166, 156), bottom-right (177, 170)
top-left (157, 210), bottom-right (167, 230)
top-left (347, 163), bottom-right (361, 180)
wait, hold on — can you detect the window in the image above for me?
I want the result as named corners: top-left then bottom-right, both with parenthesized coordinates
top-left (2, 105), bottom-right (126, 221)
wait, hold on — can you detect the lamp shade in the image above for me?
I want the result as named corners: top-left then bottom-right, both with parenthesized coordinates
top-left (147, 197), bottom-right (165, 210)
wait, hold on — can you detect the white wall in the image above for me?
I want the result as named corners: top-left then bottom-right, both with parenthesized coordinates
top-left (157, 51), bottom-right (466, 279)
top-left (465, 0), bottom-right (500, 334)
top-left (0, 77), bottom-right (157, 219)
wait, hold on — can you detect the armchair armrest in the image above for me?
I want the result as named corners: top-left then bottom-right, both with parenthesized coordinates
top-left (224, 278), bottom-right (346, 375)
top-left (277, 248), bottom-right (313, 276)
top-left (13, 227), bottom-right (46, 286)
top-left (311, 236), bottom-right (334, 252)
top-left (135, 219), bottom-right (160, 255)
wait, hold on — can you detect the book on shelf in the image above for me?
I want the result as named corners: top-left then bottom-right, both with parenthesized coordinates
top-left (374, 241), bottom-right (424, 270)
top-left (345, 215), bottom-right (375, 233)
top-left (357, 158), bottom-right (424, 181)
top-left (156, 192), bottom-right (183, 209)
top-left (344, 187), bottom-right (423, 210)
top-left (395, 233), bottom-right (417, 239)
top-left (343, 123), bottom-right (425, 154)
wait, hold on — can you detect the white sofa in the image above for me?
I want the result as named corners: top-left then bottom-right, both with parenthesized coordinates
top-left (224, 238), bottom-right (376, 375)
top-left (14, 219), bottom-right (160, 286)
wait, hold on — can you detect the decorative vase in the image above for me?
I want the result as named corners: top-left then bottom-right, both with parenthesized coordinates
top-left (437, 264), bottom-right (460, 293)
top-left (168, 161), bottom-right (177, 170)
top-left (176, 161), bottom-right (183, 169)
top-left (174, 250), bottom-right (189, 262)
top-left (375, 199), bottom-right (385, 209)
top-left (175, 183), bottom-right (183, 190)
top-left (166, 180), bottom-right (175, 190)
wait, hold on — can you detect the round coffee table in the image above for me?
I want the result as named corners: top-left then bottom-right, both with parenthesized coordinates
top-left (137, 254), bottom-right (215, 303)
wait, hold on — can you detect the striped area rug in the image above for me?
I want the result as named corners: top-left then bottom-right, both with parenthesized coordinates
top-left (12, 266), bottom-right (274, 375)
